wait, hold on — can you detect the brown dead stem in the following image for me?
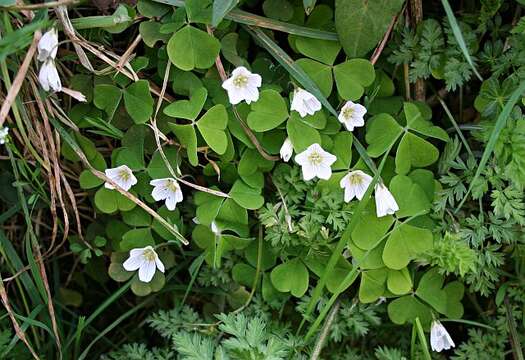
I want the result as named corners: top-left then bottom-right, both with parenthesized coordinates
top-left (0, 278), bottom-right (40, 359)
top-left (0, 32), bottom-right (40, 128)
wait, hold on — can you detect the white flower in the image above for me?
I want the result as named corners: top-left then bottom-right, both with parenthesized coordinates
top-left (374, 183), bottom-right (399, 217)
top-left (0, 127), bottom-right (8, 145)
top-left (339, 170), bottom-right (373, 202)
top-left (38, 60), bottom-right (62, 92)
top-left (37, 28), bottom-right (58, 62)
top-left (338, 101), bottom-right (367, 131)
top-left (430, 321), bottom-right (455, 352)
top-left (221, 66), bottom-right (262, 105)
top-left (279, 137), bottom-right (293, 162)
top-left (291, 88), bottom-right (322, 118)
top-left (294, 143), bottom-right (336, 181)
top-left (123, 246), bottom-right (165, 283)
top-left (211, 221), bottom-right (220, 235)
top-left (150, 178), bottom-right (183, 211)
top-left (104, 165), bottom-right (137, 191)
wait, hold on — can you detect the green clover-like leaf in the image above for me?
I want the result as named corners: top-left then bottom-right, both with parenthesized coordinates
top-left (164, 87), bottom-right (207, 121)
top-left (167, 25), bottom-right (220, 71)
top-left (333, 59), bottom-right (376, 100)
top-left (123, 80), bottom-right (154, 124)
top-left (382, 223), bottom-right (433, 270)
top-left (196, 104), bottom-right (228, 154)
top-left (246, 90), bottom-right (288, 132)
top-left (270, 257), bottom-right (309, 297)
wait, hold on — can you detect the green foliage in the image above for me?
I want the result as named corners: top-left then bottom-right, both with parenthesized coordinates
top-left (3, 0), bottom-right (525, 359)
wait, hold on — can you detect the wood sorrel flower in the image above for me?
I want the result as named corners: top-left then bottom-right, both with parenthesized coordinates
top-left (0, 127), bottom-right (8, 145)
top-left (221, 66), bottom-right (262, 105)
top-left (338, 101), bottom-right (367, 131)
top-left (374, 183), bottom-right (399, 217)
top-left (123, 246), bottom-right (165, 283)
top-left (150, 178), bottom-right (183, 211)
top-left (294, 143), bottom-right (336, 181)
top-left (279, 137), bottom-right (294, 162)
top-left (339, 170), bottom-right (373, 202)
top-left (291, 88), bottom-right (322, 117)
top-left (37, 28), bottom-right (58, 62)
top-left (104, 165), bottom-right (137, 191)
top-left (430, 320), bottom-right (455, 352)
top-left (38, 60), bottom-right (62, 92)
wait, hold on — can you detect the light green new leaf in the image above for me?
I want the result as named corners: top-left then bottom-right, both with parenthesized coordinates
top-left (123, 80), bottom-right (154, 124)
top-left (270, 258), bottom-right (309, 297)
top-left (404, 102), bottom-right (449, 141)
top-left (167, 25), bottom-right (221, 71)
top-left (164, 87), bottom-right (207, 120)
top-left (365, 113), bottom-right (403, 157)
top-left (351, 203), bottom-right (394, 250)
top-left (382, 223), bottom-right (433, 270)
top-left (387, 268), bottom-right (412, 295)
top-left (395, 132), bottom-right (439, 174)
top-left (389, 175), bottom-right (431, 218)
top-left (246, 90), bottom-right (288, 132)
top-left (333, 59), bottom-right (375, 100)
top-left (196, 104), bottom-right (228, 154)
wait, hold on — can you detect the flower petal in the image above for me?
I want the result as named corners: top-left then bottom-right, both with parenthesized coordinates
top-left (155, 256), bottom-right (165, 273)
top-left (123, 255), bottom-right (143, 271)
top-left (138, 260), bottom-right (156, 283)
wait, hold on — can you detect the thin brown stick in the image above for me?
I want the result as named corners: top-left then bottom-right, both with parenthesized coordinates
top-left (150, 62), bottom-right (230, 198)
top-left (370, 14), bottom-right (399, 65)
top-left (0, 280), bottom-right (40, 359)
top-left (410, 0), bottom-right (425, 100)
top-left (116, 34), bottom-right (142, 70)
top-left (310, 299), bottom-right (341, 360)
top-left (3, 0), bottom-right (78, 10)
top-left (0, 32), bottom-right (40, 127)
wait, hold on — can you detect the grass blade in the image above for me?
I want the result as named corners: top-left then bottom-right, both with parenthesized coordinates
top-left (152, 0), bottom-right (338, 40)
top-left (415, 317), bottom-right (432, 360)
top-left (455, 80), bottom-right (525, 212)
top-left (441, 0), bottom-right (482, 81)
top-left (212, 0), bottom-right (238, 27)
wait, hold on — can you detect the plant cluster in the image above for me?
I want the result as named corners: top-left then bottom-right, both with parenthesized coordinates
top-left (0, 0), bottom-right (524, 359)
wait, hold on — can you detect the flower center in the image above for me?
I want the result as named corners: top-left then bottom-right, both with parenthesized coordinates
top-left (308, 151), bottom-right (323, 165)
top-left (166, 180), bottom-right (179, 193)
top-left (348, 174), bottom-right (363, 186)
top-left (118, 169), bottom-right (131, 181)
top-left (342, 107), bottom-right (354, 119)
top-left (233, 75), bottom-right (248, 88)
top-left (143, 248), bottom-right (156, 262)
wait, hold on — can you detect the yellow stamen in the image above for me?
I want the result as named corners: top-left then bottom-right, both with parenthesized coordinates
top-left (308, 151), bottom-right (323, 165)
top-left (143, 248), bottom-right (156, 262)
top-left (233, 75), bottom-right (248, 88)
